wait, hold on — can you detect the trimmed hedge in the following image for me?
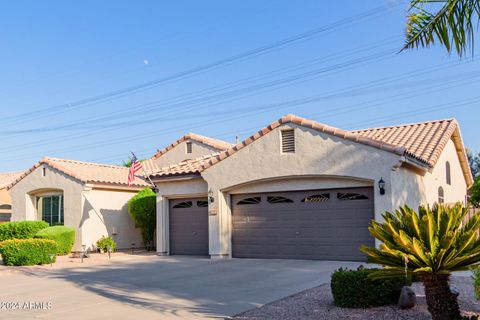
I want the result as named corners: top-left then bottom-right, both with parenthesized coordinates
top-left (128, 188), bottom-right (156, 248)
top-left (331, 267), bottom-right (405, 308)
top-left (35, 226), bottom-right (75, 255)
top-left (0, 239), bottom-right (57, 266)
top-left (0, 221), bottom-right (49, 241)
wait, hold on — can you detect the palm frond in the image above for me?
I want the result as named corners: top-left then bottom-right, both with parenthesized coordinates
top-left (403, 0), bottom-right (480, 56)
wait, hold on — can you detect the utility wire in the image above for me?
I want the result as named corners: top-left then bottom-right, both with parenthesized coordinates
top-left (0, 4), bottom-right (396, 126)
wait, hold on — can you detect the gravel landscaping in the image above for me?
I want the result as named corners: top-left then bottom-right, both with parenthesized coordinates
top-left (232, 276), bottom-right (480, 320)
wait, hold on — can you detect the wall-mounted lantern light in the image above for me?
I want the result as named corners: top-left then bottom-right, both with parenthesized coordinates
top-left (208, 189), bottom-right (215, 203)
top-left (378, 178), bottom-right (386, 195)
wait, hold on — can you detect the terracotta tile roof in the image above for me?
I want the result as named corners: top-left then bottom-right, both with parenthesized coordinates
top-left (7, 157), bottom-right (151, 190)
top-left (146, 153), bottom-right (219, 178)
top-left (352, 119), bottom-right (473, 186)
top-left (0, 172), bottom-right (23, 189)
top-left (351, 119), bottom-right (457, 166)
top-left (151, 133), bottom-right (233, 160)
top-left (173, 114), bottom-right (472, 187)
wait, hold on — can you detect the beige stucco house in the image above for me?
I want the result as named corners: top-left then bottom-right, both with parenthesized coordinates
top-left (7, 133), bottom-right (233, 252)
top-left (7, 158), bottom-right (150, 251)
top-left (146, 114), bottom-right (473, 261)
top-left (0, 172), bottom-right (23, 223)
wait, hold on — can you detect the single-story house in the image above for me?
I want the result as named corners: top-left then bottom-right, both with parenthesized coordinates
top-left (146, 114), bottom-right (473, 261)
top-left (7, 134), bottom-right (233, 251)
top-left (7, 157), bottom-right (149, 251)
top-left (0, 172), bottom-right (23, 223)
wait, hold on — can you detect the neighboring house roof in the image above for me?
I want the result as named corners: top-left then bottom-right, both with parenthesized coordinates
top-left (0, 172), bottom-right (23, 189)
top-left (7, 157), bottom-right (151, 190)
top-left (150, 133), bottom-right (233, 160)
top-left (147, 114), bottom-right (473, 187)
top-left (147, 153), bottom-right (219, 178)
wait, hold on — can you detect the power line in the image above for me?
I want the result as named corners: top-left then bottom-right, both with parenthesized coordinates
top-left (0, 4), bottom-right (396, 126)
top-left (1, 56), bottom-right (475, 157)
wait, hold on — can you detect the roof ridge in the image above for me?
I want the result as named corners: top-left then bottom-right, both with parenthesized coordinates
top-left (351, 118), bottom-right (456, 132)
top-left (43, 156), bottom-right (127, 170)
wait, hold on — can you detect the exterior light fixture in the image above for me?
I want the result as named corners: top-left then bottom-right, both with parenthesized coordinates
top-left (378, 178), bottom-right (386, 195)
top-left (48, 253), bottom-right (55, 267)
top-left (208, 189), bottom-right (215, 203)
top-left (81, 244), bottom-right (86, 263)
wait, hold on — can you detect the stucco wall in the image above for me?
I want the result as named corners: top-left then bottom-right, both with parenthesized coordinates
top-left (81, 189), bottom-right (142, 250)
top-left (154, 178), bottom-right (208, 255)
top-left (152, 140), bottom-right (220, 168)
top-left (422, 139), bottom-right (467, 205)
top-left (9, 164), bottom-right (85, 250)
top-left (201, 123), bottom-right (403, 257)
top-left (390, 165), bottom-right (426, 210)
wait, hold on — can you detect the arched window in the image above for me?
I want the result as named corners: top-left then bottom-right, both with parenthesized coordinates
top-left (446, 161), bottom-right (451, 185)
top-left (438, 187), bottom-right (445, 204)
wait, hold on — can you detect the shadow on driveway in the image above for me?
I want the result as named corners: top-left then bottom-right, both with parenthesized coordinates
top-left (43, 256), bottom-right (363, 318)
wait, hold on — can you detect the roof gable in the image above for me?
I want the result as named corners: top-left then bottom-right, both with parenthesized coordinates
top-left (7, 157), bottom-right (150, 190)
top-left (150, 133), bottom-right (233, 160)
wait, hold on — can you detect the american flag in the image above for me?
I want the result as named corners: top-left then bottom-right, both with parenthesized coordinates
top-left (128, 153), bottom-right (143, 186)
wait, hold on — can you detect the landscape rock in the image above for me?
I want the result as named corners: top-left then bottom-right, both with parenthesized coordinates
top-left (398, 286), bottom-right (416, 309)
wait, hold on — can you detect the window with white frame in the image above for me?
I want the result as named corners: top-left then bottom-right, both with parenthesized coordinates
top-left (37, 194), bottom-right (64, 225)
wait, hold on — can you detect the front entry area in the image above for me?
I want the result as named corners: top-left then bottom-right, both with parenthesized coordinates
top-left (231, 187), bottom-right (374, 261)
top-left (169, 198), bottom-right (209, 255)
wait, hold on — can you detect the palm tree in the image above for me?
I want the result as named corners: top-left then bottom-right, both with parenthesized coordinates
top-left (404, 0), bottom-right (480, 56)
top-left (361, 203), bottom-right (480, 320)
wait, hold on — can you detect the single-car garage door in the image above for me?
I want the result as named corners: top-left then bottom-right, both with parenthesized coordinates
top-left (232, 187), bottom-right (374, 261)
top-left (169, 198), bottom-right (209, 255)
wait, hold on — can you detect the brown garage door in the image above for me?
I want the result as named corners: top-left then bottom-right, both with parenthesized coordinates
top-left (169, 198), bottom-right (209, 255)
top-left (232, 187), bottom-right (374, 261)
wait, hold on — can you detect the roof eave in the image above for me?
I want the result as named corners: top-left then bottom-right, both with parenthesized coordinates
top-left (150, 172), bottom-right (202, 182)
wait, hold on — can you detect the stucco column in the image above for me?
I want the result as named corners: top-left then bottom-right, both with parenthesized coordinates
top-left (208, 189), bottom-right (230, 258)
top-left (156, 195), bottom-right (169, 255)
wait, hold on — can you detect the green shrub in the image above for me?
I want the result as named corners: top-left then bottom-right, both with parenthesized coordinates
top-left (96, 236), bottom-right (116, 252)
top-left (331, 267), bottom-right (406, 308)
top-left (472, 267), bottom-right (480, 300)
top-left (128, 188), bottom-right (156, 249)
top-left (0, 221), bottom-right (49, 241)
top-left (0, 239), bottom-right (57, 266)
top-left (35, 226), bottom-right (75, 255)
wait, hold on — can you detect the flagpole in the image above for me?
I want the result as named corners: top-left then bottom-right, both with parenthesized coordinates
top-left (131, 152), bottom-right (156, 190)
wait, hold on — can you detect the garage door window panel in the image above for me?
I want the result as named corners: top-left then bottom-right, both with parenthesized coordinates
top-left (301, 193), bottom-right (330, 203)
top-left (337, 192), bottom-right (369, 201)
top-left (236, 197), bottom-right (261, 205)
top-left (172, 201), bottom-right (193, 208)
top-left (267, 196), bottom-right (294, 204)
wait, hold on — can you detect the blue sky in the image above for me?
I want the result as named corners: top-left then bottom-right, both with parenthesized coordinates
top-left (0, 0), bottom-right (479, 172)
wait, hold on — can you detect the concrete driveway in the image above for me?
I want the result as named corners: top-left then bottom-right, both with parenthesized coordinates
top-left (0, 255), bottom-right (363, 319)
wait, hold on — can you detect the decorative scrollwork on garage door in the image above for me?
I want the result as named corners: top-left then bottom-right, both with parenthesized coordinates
top-left (172, 201), bottom-right (193, 208)
top-left (301, 193), bottom-right (330, 203)
top-left (337, 193), bottom-right (368, 201)
top-left (267, 196), bottom-right (294, 204)
top-left (236, 197), bottom-right (261, 205)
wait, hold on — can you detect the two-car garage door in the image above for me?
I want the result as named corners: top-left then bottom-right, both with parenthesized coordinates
top-left (231, 187), bottom-right (374, 261)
